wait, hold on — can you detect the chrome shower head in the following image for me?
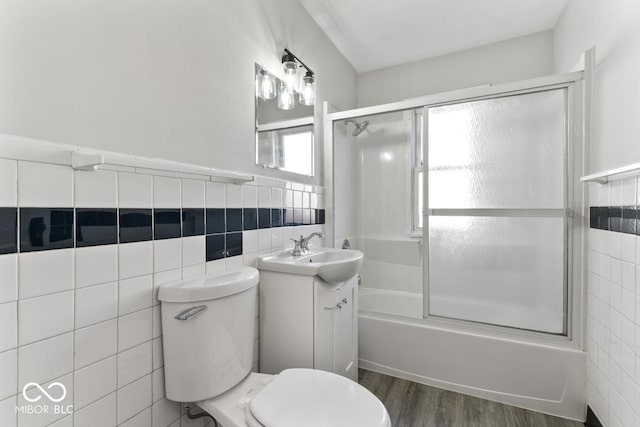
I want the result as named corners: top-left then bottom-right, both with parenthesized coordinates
top-left (344, 119), bottom-right (369, 137)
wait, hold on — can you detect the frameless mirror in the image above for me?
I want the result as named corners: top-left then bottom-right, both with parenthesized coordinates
top-left (255, 63), bottom-right (314, 177)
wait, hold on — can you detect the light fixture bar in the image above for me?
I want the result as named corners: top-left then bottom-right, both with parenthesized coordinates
top-left (283, 48), bottom-right (314, 76)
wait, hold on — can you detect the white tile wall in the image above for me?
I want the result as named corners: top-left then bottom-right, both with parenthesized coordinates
top-left (0, 158), bottom-right (325, 426)
top-left (586, 177), bottom-right (640, 427)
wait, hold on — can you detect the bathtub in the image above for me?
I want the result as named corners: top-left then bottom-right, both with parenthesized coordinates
top-left (357, 288), bottom-right (586, 421)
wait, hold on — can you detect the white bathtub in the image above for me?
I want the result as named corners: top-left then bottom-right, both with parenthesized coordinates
top-left (357, 289), bottom-right (586, 421)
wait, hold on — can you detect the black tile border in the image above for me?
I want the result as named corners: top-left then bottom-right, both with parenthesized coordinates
top-left (589, 205), bottom-right (639, 235)
top-left (0, 206), bottom-right (326, 254)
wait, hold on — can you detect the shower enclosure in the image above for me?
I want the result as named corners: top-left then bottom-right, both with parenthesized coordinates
top-left (325, 73), bottom-right (586, 420)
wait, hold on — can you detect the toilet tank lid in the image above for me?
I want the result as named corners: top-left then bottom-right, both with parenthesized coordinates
top-left (158, 267), bottom-right (259, 303)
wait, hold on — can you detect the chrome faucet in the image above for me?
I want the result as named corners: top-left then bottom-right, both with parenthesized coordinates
top-left (290, 232), bottom-right (325, 256)
top-left (300, 232), bottom-right (325, 252)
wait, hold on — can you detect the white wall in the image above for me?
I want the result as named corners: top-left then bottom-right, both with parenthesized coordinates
top-left (356, 30), bottom-right (554, 107)
top-left (555, 2), bottom-right (640, 425)
top-left (554, 0), bottom-right (640, 174)
top-left (0, 0), bottom-right (357, 185)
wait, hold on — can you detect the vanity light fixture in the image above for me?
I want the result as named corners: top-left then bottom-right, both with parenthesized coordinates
top-left (277, 82), bottom-right (295, 110)
top-left (280, 48), bottom-right (316, 108)
top-left (256, 67), bottom-right (276, 100)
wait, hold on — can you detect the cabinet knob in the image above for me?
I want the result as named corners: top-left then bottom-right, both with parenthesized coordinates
top-left (342, 298), bottom-right (348, 304)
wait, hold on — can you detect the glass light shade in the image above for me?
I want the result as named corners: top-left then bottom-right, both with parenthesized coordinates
top-left (282, 61), bottom-right (298, 91)
top-left (299, 74), bottom-right (315, 106)
top-left (258, 71), bottom-right (276, 99)
top-left (278, 84), bottom-right (294, 110)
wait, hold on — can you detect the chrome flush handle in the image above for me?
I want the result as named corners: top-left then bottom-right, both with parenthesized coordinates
top-left (174, 305), bottom-right (207, 320)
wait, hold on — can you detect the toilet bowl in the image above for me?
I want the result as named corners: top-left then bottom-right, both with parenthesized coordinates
top-left (158, 267), bottom-right (390, 427)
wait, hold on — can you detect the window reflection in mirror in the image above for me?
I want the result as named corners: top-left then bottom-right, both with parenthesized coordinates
top-left (255, 63), bottom-right (314, 177)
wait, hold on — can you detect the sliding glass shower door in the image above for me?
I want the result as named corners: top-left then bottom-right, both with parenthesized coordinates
top-left (426, 89), bottom-right (569, 334)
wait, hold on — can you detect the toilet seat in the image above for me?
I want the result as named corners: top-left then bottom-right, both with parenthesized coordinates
top-left (247, 368), bottom-right (390, 427)
top-left (198, 369), bottom-right (390, 427)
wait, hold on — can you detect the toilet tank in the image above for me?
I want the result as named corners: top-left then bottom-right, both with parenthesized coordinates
top-left (158, 267), bottom-right (259, 402)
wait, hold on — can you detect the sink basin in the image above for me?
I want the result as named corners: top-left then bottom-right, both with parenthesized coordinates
top-left (257, 249), bottom-right (363, 284)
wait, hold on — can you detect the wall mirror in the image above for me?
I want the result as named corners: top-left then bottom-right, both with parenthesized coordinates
top-left (255, 63), bottom-right (314, 177)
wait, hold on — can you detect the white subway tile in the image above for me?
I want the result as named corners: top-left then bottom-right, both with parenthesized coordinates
top-left (0, 159), bottom-right (17, 207)
top-left (243, 185), bottom-right (257, 207)
top-left (609, 232), bottom-right (622, 260)
top-left (610, 182), bottom-right (622, 206)
top-left (284, 189), bottom-right (293, 208)
top-left (119, 172), bottom-right (152, 208)
top-left (152, 368), bottom-right (165, 403)
top-left (205, 182), bottom-right (225, 208)
top-left (75, 245), bottom-right (118, 288)
top-left (48, 415), bottom-right (72, 427)
top-left (0, 302), bottom-right (16, 352)
top-left (119, 241), bottom-right (153, 279)
top-left (620, 234), bottom-right (636, 265)
top-left (182, 236), bottom-right (205, 267)
top-left (258, 186), bottom-right (270, 208)
top-left (118, 341), bottom-right (152, 388)
top-left (75, 319), bottom-right (117, 369)
top-left (0, 349), bottom-right (17, 400)
top-left (259, 229), bottom-right (271, 251)
top-left (225, 255), bottom-right (243, 272)
top-left (119, 407), bottom-right (151, 427)
top-left (73, 392), bottom-right (116, 427)
top-left (152, 337), bottom-right (163, 370)
top-left (153, 269), bottom-right (181, 305)
top-left (0, 254), bottom-right (17, 303)
top-left (17, 162), bottom-right (73, 207)
top-left (119, 275), bottom-right (153, 316)
top-left (117, 375), bottom-right (151, 425)
top-left (73, 356), bottom-right (117, 409)
top-left (243, 230), bottom-right (259, 254)
top-left (152, 398), bottom-right (180, 427)
top-left (154, 176), bottom-right (181, 208)
top-left (182, 263), bottom-right (204, 279)
top-left (610, 258), bottom-right (622, 286)
top-left (75, 281), bottom-right (117, 328)
top-left (152, 305), bottom-right (162, 339)
top-left (271, 227), bottom-right (284, 250)
top-left (243, 253), bottom-right (258, 268)
top-left (18, 332), bottom-right (73, 388)
top-left (225, 184), bottom-right (243, 208)
top-left (302, 192), bottom-right (310, 208)
top-left (154, 239), bottom-right (182, 273)
top-left (293, 191), bottom-right (302, 209)
top-left (622, 179), bottom-right (637, 206)
top-left (18, 249), bottom-right (74, 299)
top-left (181, 179), bottom-right (205, 209)
top-left (118, 308), bottom-right (152, 351)
top-left (205, 259), bottom-right (225, 277)
top-left (18, 291), bottom-right (73, 345)
top-left (271, 188), bottom-right (283, 209)
top-left (310, 192), bottom-right (318, 209)
top-left (74, 169), bottom-right (117, 207)
top-left (0, 395), bottom-right (17, 427)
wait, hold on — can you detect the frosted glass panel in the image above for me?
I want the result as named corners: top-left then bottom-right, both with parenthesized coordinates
top-left (428, 90), bottom-right (566, 209)
top-left (428, 216), bottom-right (565, 333)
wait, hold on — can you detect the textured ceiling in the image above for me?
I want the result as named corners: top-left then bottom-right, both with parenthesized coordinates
top-left (299, 0), bottom-right (568, 72)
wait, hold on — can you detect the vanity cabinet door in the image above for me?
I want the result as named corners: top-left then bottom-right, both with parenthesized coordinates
top-left (313, 276), bottom-right (358, 380)
top-left (336, 277), bottom-right (358, 381)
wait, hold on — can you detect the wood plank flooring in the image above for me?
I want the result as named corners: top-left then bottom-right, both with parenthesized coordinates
top-left (358, 369), bottom-right (583, 427)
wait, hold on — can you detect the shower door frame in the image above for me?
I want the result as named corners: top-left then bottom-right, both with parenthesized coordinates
top-left (324, 71), bottom-right (586, 349)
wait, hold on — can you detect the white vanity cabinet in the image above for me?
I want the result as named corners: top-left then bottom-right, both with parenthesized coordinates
top-left (259, 271), bottom-right (358, 381)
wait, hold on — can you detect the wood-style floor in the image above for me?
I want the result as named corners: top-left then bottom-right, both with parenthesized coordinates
top-left (358, 369), bottom-right (583, 427)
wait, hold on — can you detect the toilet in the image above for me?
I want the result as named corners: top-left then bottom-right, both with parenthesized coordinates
top-left (158, 266), bottom-right (391, 427)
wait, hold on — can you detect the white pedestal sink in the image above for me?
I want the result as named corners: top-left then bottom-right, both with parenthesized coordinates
top-left (257, 248), bottom-right (363, 284)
